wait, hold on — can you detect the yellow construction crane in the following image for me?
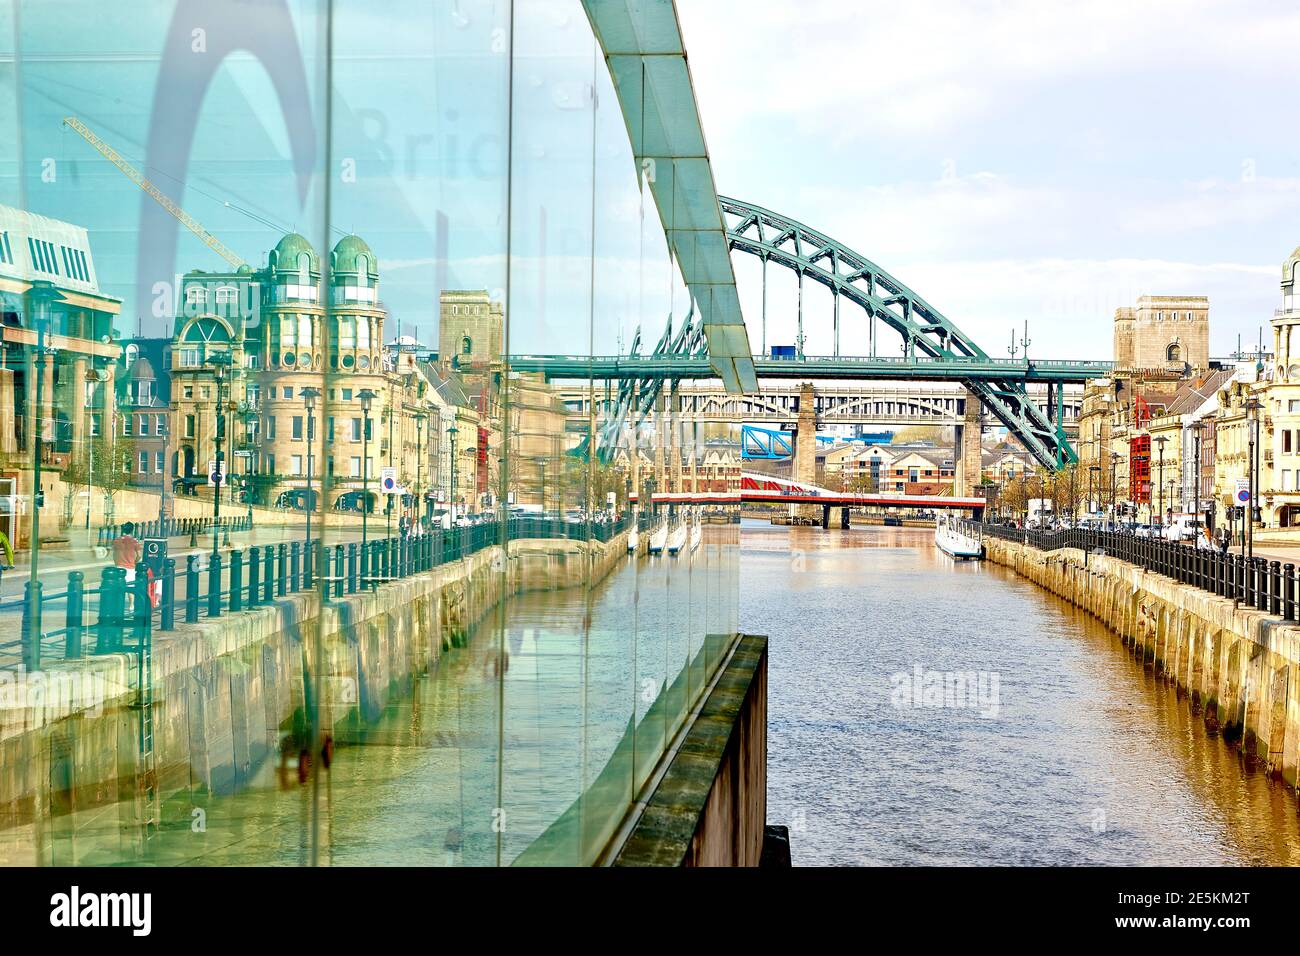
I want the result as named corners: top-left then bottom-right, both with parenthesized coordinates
top-left (62, 115), bottom-right (247, 270)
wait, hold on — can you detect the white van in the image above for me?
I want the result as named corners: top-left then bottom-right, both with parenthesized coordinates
top-left (1164, 514), bottom-right (1202, 543)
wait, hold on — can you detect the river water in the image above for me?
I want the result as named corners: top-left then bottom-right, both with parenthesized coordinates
top-left (741, 520), bottom-right (1300, 866)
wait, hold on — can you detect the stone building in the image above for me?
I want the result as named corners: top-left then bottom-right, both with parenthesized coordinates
top-left (439, 290), bottom-right (503, 371)
top-left (1113, 295), bottom-right (1210, 372)
top-left (0, 203), bottom-right (122, 544)
top-left (1264, 245), bottom-right (1300, 526)
top-left (170, 232), bottom-right (392, 510)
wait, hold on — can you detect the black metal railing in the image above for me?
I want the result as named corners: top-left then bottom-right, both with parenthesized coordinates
top-left (98, 515), bottom-right (254, 546)
top-left (5, 513), bottom-right (634, 671)
top-left (970, 520), bottom-right (1296, 623)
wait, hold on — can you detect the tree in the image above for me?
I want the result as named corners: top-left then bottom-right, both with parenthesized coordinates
top-left (62, 434), bottom-right (136, 527)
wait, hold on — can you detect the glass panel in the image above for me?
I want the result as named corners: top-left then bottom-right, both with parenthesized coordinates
top-left (0, 0), bottom-right (741, 869)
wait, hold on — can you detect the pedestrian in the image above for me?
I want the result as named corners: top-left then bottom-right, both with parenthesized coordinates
top-left (1218, 527), bottom-right (1229, 555)
top-left (114, 521), bottom-right (141, 610)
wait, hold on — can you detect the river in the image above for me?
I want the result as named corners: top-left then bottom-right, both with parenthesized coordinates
top-left (741, 519), bottom-right (1300, 866)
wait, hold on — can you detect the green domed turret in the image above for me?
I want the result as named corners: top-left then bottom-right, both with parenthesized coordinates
top-left (332, 235), bottom-right (378, 280)
top-left (269, 233), bottom-right (319, 274)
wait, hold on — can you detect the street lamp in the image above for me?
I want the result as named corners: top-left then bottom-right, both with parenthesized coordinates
top-left (204, 351), bottom-right (233, 554)
top-left (414, 412), bottom-right (426, 526)
top-left (1247, 397), bottom-right (1262, 559)
top-left (302, 387), bottom-right (320, 558)
top-left (1110, 451), bottom-right (1122, 528)
top-left (1153, 435), bottom-right (1168, 530)
top-left (1190, 418), bottom-right (1205, 526)
top-left (447, 423), bottom-right (459, 523)
top-left (358, 388), bottom-right (376, 553)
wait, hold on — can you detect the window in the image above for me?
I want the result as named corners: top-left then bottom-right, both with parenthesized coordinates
top-left (139, 452), bottom-right (149, 474)
top-left (185, 415), bottom-right (196, 439)
top-left (89, 416), bottom-right (100, 437)
top-left (342, 389), bottom-right (353, 401)
top-left (215, 286), bottom-right (237, 305)
top-left (156, 451), bottom-right (165, 473)
top-left (292, 416), bottom-right (303, 440)
top-left (184, 386), bottom-right (194, 399)
top-left (283, 387), bottom-right (293, 399)
top-left (350, 456), bottom-right (362, 477)
top-left (1284, 469), bottom-right (1293, 492)
top-left (327, 417), bottom-right (335, 442)
top-left (156, 414), bottom-right (166, 434)
top-left (291, 455), bottom-right (303, 476)
top-left (122, 416), bottom-right (133, 436)
top-left (1285, 431), bottom-right (1293, 454)
top-left (138, 380), bottom-right (153, 403)
top-left (0, 231), bottom-right (11, 265)
top-left (338, 315), bottom-right (356, 349)
top-left (267, 416), bottom-right (277, 439)
top-left (351, 418), bottom-right (362, 441)
top-left (180, 348), bottom-right (201, 368)
top-left (185, 286), bottom-right (207, 305)
top-left (138, 415), bottom-right (149, 436)
top-left (1166, 343), bottom-right (1181, 362)
top-left (462, 336), bottom-right (472, 355)
top-left (267, 454), bottom-right (275, 475)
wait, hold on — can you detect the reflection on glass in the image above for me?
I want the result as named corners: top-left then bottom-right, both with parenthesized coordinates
top-left (0, 0), bottom-right (740, 867)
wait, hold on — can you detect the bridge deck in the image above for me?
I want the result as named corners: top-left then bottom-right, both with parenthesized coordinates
top-left (510, 354), bottom-right (1111, 384)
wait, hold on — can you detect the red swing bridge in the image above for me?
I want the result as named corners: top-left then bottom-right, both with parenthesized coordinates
top-left (629, 472), bottom-right (987, 525)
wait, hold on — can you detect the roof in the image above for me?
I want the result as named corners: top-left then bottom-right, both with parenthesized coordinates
top-left (420, 360), bottom-right (472, 410)
top-left (270, 233), bottom-right (319, 272)
top-left (1162, 368), bottom-right (1236, 418)
top-left (332, 235), bottom-right (377, 276)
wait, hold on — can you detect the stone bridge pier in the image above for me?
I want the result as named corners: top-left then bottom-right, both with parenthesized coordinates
top-left (792, 381), bottom-right (819, 521)
top-left (955, 388), bottom-right (982, 498)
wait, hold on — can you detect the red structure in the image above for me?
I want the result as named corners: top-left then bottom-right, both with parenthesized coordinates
top-left (1129, 434), bottom-right (1151, 505)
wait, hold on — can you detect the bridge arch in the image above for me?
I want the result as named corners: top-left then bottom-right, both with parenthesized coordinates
top-left (720, 196), bottom-right (1073, 468)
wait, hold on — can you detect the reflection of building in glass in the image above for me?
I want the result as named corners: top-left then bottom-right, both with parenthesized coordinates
top-left (0, 203), bottom-right (121, 544)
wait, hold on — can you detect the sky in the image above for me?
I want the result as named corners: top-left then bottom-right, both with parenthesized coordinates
top-left (677, 0), bottom-right (1300, 362)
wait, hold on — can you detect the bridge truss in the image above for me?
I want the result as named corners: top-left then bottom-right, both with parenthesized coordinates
top-left (718, 196), bottom-right (1077, 468)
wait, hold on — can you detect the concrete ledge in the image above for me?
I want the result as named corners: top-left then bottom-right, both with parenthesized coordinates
top-left (614, 633), bottom-right (768, 867)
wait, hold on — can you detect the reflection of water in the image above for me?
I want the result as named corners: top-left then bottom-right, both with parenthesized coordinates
top-left (1, 532), bottom-right (736, 866)
top-left (745, 520), bottom-right (1300, 866)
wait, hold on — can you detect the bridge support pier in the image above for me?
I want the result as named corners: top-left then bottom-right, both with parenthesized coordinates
top-left (955, 389), bottom-right (983, 498)
top-left (794, 382), bottom-right (818, 521)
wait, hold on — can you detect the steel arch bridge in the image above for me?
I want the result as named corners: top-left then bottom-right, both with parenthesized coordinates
top-left (718, 196), bottom-right (1075, 467)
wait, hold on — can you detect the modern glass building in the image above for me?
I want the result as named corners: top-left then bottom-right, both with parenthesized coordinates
top-left (0, 0), bottom-right (753, 866)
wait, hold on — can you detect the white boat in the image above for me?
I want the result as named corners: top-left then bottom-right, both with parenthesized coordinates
top-left (627, 525), bottom-right (639, 553)
top-left (647, 520), bottom-right (669, 554)
top-left (934, 515), bottom-right (984, 560)
top-left (666, 520), bottom-right (689, 554)
top-left (688, 517), bottom-right (702, 552)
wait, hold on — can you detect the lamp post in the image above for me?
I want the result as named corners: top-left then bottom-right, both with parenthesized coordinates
top-left (1190, 418), bottom-right (1204, 527)
top-left (1154, 435), bottom-right (1168, 531)
top-left (384, 399), bottom-right (394, 541)
top-left (1110, 451), bottom-right (1122, 529)
top-left (447, 423), bottom-right (459, 523)
top-left (302, 387), bottom-right (320, 557)
top-left (205, 352), bottom-right (232, 554)
top-left (415, 412), bottom-right (426, 526)
top-left (242, 406), bottom-right (256, 523)
top-left (358, 389), bottom-right (375, 553)
top-left (1247, 397), bottom-right (1262, 559)
top-left (1088, 464), bottom-right (1100, 517)
top-left (83, 367), bottom-right (104, 532)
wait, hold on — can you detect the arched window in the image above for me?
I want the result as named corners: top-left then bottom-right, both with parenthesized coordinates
top-left (462, 336), bottom-right (472, 355)
top-left (1167, 342), bottom-right (1182, 362)
top-left (356, 254), bottom-right (370, 286)
top-left (297, 252), bottom-right (312, 281)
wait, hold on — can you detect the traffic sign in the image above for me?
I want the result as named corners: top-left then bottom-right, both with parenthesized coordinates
top-left (207, 460), bottom-right (226, 486)
top-left (380, 467), bottom-right (398, 495)
top-left (1235, 479), bottom-right (1251, 504)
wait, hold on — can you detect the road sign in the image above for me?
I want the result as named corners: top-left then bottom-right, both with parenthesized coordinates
top-left (1235, 479), bottom-right (1251, 504)
top-left (380, 467), bottom-right (398, 495)
top-left (207, 460), bottom-right (226, 486)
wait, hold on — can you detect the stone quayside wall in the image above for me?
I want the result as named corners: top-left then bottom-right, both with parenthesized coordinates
top-left (985, 538), bottom-right (1300, 796)
top-left (0, 532), bottom-right (632, 837)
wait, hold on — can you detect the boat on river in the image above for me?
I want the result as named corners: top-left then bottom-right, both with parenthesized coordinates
top-left (688, 516), bottom-right (702, 552)
top-left (647, 520), bottom-right (669, 554)
top-left (934, 514), bottom-right (984, 560)
top-left (666, 520), bottom-right (689, 554)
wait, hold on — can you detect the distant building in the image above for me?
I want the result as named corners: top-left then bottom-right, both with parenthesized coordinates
top-left (1113, 295), bottom-right (1209, 372)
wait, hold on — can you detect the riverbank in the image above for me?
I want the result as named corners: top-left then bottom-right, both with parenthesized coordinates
top-left (984, 536), bottom-right (1300, 796)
